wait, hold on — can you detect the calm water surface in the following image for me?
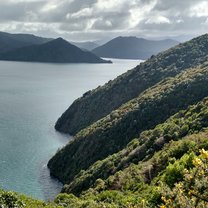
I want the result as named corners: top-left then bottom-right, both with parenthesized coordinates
top-left (0, 59), bottom-right (142, 200)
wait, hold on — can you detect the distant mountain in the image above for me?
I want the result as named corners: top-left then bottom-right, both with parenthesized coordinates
top-left (0, 31), bottom-right (51, 53)
top-left (92, 36), bottom-right (179, 59)
top-left (71, 41), bottom-right (99, 51)
top-left (0, 37), bottom-right (111, 63)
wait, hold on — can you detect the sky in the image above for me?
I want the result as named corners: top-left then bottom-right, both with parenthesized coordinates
top-left (0, 0), bottom-right (208, 42)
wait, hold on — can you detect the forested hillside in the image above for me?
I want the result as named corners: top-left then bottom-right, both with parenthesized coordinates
top-left (47, 34), bottom-right (208, 208)
top-left (62, 97), bottom-right (208, 195)
top-left (55, 34), bottom-right (208, 135)
top-left (49, 63), bottom-right (208, 185)
top-left (1, 34), bottom-right (208, 208)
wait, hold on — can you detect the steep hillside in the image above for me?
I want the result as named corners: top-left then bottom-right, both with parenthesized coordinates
top-left (1, 107), bottom-right (207, 207)
top-left (48, 63), bottom-right (208, 185)
top-left (3, 133), bottom-right (207, 208)
top-left (53, 98), bottom-right (208, 207)
top-left (0, 38), bottom-right (111, 63)
top-left (0, 189), bottom-right (60, 208)
top-left (62, 97), bottom-right (208, 195)
top-left (92, 36), bottom-right (178, 59)
top-left (55, 34), bottom-right (208, 135)
top-left (58, 132), bottom-right (207, 208)
top-left (0, 31), bottom-right (51, 53)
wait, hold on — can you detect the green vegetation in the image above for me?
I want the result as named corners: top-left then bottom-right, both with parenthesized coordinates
top-left (48, 63), bottom-right (208, 185)
top-left (0, 190), bottom-right (61, 208)
top-left (159, 148), bottom-right (208, 208)
top-left (55, 34), bottom-right (208, 135)
top-left (2, 34), bottom-right (208, 208)
top-left (53, 132), bottom-right (208, 208)
top-left (2, 137), bottom-right (207, 207)
top-left (46, 34), bottom-right (208, 208)
top-left (61, 97), bottom-right (208, 195)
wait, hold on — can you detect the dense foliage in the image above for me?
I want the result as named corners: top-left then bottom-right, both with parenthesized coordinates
top-left (46, 34), bottom-right (208, 208)
top-left (2, 34), bottom-right (208, 208)
top-left (53, 132), bottom-right (208, 208)
top-left (159, 149), bottom-right (208, 208)
top-left (2, 141), bottom-right (207, 207)
top-left (0, 190), bottom-right (61, 208)
top-left (56, 34), bottom-right (208, 135)
top-left (61, 97), bottom-right (208, 195)
top-left (48, 63), bottom-right (208, 185)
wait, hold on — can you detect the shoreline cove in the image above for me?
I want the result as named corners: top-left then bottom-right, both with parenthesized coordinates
top-left (0, 59), bottom-right (141, 200)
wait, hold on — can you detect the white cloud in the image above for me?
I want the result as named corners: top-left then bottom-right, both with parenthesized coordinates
top-left (145, 16), bottom-right (171, 24)
top-left (41, 3), bottom-right (59, 13)
top-left (190, 1), bottom-right (208, 17)
top-left (176, 19), bottom-right (184, 23)
top-left (95, 0), bottom-right (124, 10)
top-left (0, 0), bottom-right (207, 41)
top-left (129, 1), bottom-right (157, 28)
top-left (68, 8), bottom-right (93, 19)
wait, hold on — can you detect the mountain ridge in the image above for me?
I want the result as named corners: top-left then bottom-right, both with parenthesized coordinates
top-left (0, 37), bottom-right (111, 63)
top-left (0, 31), bottom-right (52, 54)
top-left (55, 34), bottom-right (208, 135)
top-left (92, 36), bottom-right (179, 59)
top-left (71, 41), bottom-right (99, 51)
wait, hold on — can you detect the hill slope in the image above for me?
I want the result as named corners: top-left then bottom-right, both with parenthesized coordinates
top-left (1, 130), bottom-right (207, 207)
top-left (48, 62), bottom-right (208, 185)
top-left (0, 38), bottom-right (111, 63)
top-left (58, 131), bottom-right (208, 208)
top-left (62, 97), bottom-right (208, 195)
top-left (55, 34), bottom-right (208, 135)
top-left (0, 31), bottom-right (51, 53)
top-left (92, 36), bottom-right (179, 59)
top-left (1, 101), bottom-right (208, 207)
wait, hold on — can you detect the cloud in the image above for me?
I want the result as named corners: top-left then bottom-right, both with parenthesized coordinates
top-left (189, 1), bottom-right (208, 17)
top-left (0, 0), bottom-right (207, 41)
top-left (0, 0), bottom-right (43, 22)
top-left (145, 16), bottom-right (171, 24)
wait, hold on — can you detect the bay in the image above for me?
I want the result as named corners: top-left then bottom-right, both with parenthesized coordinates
top-left (0, 59), bottom-right (142, 200)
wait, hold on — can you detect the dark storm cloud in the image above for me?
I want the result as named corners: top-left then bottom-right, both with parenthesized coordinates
top-left (0, 0), bottom-right (207, 41)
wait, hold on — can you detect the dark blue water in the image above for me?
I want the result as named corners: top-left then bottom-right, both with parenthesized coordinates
top-left (0, 59), bottom-right (141, 200)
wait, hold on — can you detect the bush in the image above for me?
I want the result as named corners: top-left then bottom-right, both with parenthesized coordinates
top-left (160, 149), bottom-right (208, 208)
top-left (0, 191), bottom-right (25, 208)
